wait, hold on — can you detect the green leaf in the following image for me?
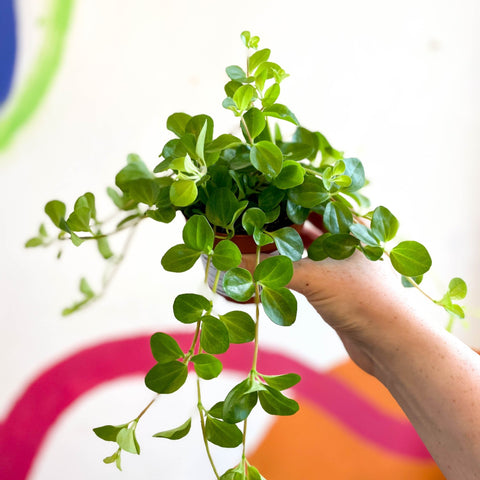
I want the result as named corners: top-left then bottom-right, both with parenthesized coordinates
top-left (250, 141), bottom-right (283, 178)
top-left (272, 160), bottom-right (305, 190)
top-left (195, 120), bottom-right (209, 162)
top-left (349, 223), bottom-right (380, 247)
top-left (170, 180), bottom-right (198, 207)
top-left (161, 244), bottom-right (201, 272)
top-left (261, 286), bottom-right (297, 326)
top-left (208, 402), bottom-right (225, 419)
top-left (173, 293), bottom-right (212, 324)
top-left (262, 82), bottom-right (280, 108)
top-left (322, 234), bottom-right (359, 260)
top-left (263, 104), bottom-right (299, 125)
top-left (45, 200), bottom-right (66, 228)
top-left (191, 354), bottom-right (223, 380)
top-left (200, 316), bottom-right (230, 354)
top-left (212, 240), bottom-right (242, 271)
top-left (79, 277), bottom-right (95, 298)
top-left (249, 48), bottom-right (271, 72)
top-left (253, 228), bottom-right (273, 247)
top-left (258, 185), bottom-right (285, 211)
top-left (361, 245), bottom-right (385, 261)
top-left (269, 227), bottom-right (304, 261)
top-left (226, 65), bottom-right (247, 82)
top-left (125, 179), bottom-right (161, 206)
top-left (258, 385), bottom-right (299, 416)
top-left (342, 158), bottom-right (365, 192)
top-left (444, 303), bottom-right (465, 319)
top-left (242, 208), bottom-right (266, 235)
top-left (102, 449), bottom-right (120, 467)
top-left (323, 202), bottom-right (354, 234)
top-left (233, 85), bottom-right (255, 111)
top-left (115, 155), bottom-right (154, 192)
top-left (219, 311), bottom-right (255, 344)
top-left (390, 241), bottom-right (432, 276)
top-left (286, 200), bottom-right (309, 224)
top-left (262, 373), bottom-right (301, 390)
top-left (182, 215), bottom-right (214, 253)
top-left (448, 277), bottom-right (467, 300)
top-left (206, 134), bottom-right (243, 153)
top-left (93, 424), bottom-right (127, 442)
top-left (224, 80), bottom-right (243, 97)
top-left (254, 256), bottom-right (293, 288)
top-left (25, 237), bottom-right (43, 248)
top-left (185, 115), bottom-right (214, 143)
top-left (223, 379), bottom-right (258, 424)
top-left (243, 108), bottom-right (266, 140)
top-left (67, 193), bottom-right (95, 232)
top-left (150, 332), bottom-right (184, 363)
top-left (145, 361), bottom-right (188, 394)
top-left (247, 465), bottom-right (266, 480)
top-left (223, 267), bottom-right (255, 302)
top-left (206, 188), bottom-right (240, 228)
top-left (205, 417), bottom-right (243, 448)
top-left (97, 236), bottom-right (114, 259)
top-left (146, 207), bottom-right (176, 224)
top-left (153, 418), bottom-right (191, 440)
top-left (167, 113), bottom-right (192, 137)
top-left (371, 206), bottom-right (399, 243)
top-left (240, 30), bottom-right (251, 46)
top-left (287, 176), bottom-right (329, 208)
top-left (116, 427), bottom-right (140, 455)
top-left (401, 275), bottom-right (423, 288)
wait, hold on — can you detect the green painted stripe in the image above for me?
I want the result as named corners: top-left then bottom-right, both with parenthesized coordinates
top-left (0, 0), bottom-right (75, 151)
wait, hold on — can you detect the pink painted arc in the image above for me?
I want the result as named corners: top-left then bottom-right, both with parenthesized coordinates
top-left (0, 332), bottom-right (430, 480)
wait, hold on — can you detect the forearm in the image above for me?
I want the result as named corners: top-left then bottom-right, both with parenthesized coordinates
top-left (370, 315), bottom-right (480, 479)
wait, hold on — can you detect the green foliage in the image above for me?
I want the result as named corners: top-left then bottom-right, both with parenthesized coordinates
top-left (29, 29), bottom-right (466, 479)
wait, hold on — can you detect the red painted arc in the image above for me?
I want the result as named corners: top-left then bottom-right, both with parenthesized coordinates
top-left (0, 333), bottom-right (430, 480)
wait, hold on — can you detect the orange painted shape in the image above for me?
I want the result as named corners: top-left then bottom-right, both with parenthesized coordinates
top-left (250, 396), bottom-right (445, 479)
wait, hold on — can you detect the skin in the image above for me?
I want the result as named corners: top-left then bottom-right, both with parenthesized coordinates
top-left (243, 250), bottom-right (480, 479)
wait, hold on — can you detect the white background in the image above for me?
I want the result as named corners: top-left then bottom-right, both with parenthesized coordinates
top-left (1, 0), bottom-right (479, 478)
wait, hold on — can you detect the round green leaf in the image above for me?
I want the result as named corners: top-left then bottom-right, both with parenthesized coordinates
top-left (205, 416), bottom-right (243, 448)
top-left (448, 277), bottom-right (467, 300)
top-left (182, 215), bottom-right (214, 252)
top-left (342, 157), bottom-right (365, 192)
top-left (153, 418), bottom-right (192, 440)
top-left (200, 316), bottom-right (230, 354)
top-left (270, 227), bottom-right (304, 261)
top-left (93, 424), bottom-right (126, 442)
top-left (219, 311), bottom-right (255, 344)
top-left (145, 361), bottom-right (188, 394)
top-left (249, 48), bottom-right (271, 72)
top-left (233, 85), bottom-right (255, 111)
top-left (45, 200), bottom-right (66, 228)
top-left (286, 200), bottom-right (309, 225)
top-left (223, 379), bottom-right (258, 424)
top-left (258, 385), bottom-right (299, 416)
top-left (170, 180), bottom-right (198, 207)
top-left (173, 293), bottom-right (212, 324)
top-left (223, 268), bottom-right (255, 302)
top-left (390, 241), bottom-right (432, 276)
top-left (323, 234), bottom-right (359, 260)
top-left (323, 202), bottom-right (353, 234)
top-left (161, 244), bottom-right (201, 272)
top-left (287, 176), bottom-right (329, 208)
top-left (243, 107), bottom-right (266, 140)
top-left (250, 141), bottom-right (283, 178)
top-left (258, 185), bottom-right (285, 210)
top-left (242, 208), bottom-right (266, 235)
top-left (167, 112), bottom-right (192, 137)
top-left (205, 134), bottom-right (243, 153)
top-left (261, 286), bottom-right (297, 326)
top-left (262, 82), bottom-right (280, 108)
top-left (371, 206), bottom-right (399, 242)
top-left (212, 240), bottom-right (242, 271)
top-left (191, 353), bottom-right (223, 380)
top-left (254, 256), bottom-right (293, 288)
top-left (150, 332), bottom-right (184, 363)
top-left (206, 188), bottom-right (240, 228)
top-left (273, 161), bottom-right (305, 189)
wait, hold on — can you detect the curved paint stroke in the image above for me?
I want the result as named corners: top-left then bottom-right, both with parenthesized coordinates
top-left (0, 0), bottom-right (16, 106)
top-left (0, 333), bottom-right (430, 480)
top-left (0, 0), bottom-right (74, 151)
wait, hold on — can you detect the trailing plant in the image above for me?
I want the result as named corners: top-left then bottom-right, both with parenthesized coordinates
top-left (26, 31), bottom-right (467, 479)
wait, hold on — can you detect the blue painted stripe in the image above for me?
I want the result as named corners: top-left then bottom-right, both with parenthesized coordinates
top-left (0, 0), bottom-right (17, 106)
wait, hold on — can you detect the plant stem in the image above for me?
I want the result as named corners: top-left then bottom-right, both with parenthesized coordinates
top-left (135, 396), bottom-right (157, 422)
top-left (252, 245), bottom-right (262, 372)
top-left (197, 378), bottom-right (221, 480)
top-left (241, 116), bottom-right (254, 144)
top-left (204, 255), bottom-right (212, 285)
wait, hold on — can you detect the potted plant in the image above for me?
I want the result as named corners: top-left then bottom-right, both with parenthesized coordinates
top-left (26, 31), bottom-right (467, 479)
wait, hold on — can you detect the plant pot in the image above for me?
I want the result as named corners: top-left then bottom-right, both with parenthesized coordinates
top-left (203, 224), bottom-right (304, 302)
